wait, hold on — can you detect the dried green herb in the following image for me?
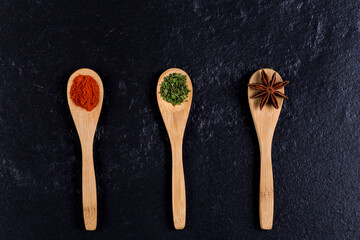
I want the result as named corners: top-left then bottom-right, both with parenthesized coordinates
top-left (159, 73), bottom-right (190, 106)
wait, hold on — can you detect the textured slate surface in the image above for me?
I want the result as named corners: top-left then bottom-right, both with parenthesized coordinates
top-left (0, 0), bottom-right (359, 239)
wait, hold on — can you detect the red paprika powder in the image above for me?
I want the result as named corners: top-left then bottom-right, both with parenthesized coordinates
top-left (70, 75), bottom-right (99, 111)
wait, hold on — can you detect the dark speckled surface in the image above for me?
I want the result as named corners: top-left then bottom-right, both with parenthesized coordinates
top-left (0, 0), bottom-right (359, 239)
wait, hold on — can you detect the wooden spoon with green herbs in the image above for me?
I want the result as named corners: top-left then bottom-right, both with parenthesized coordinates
top-left (157, 68), bottom-right (193, 230)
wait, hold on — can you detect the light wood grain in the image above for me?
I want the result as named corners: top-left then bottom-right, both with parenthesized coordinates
top-left (248, 68), bottom-right (285, 230)
top-left (67, 68), bottom-right (104, 231)
top-left (157, 68), bottom-right (193, 230)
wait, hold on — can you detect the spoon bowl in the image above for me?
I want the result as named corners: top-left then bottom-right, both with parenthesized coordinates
top-left (248, 68), bottom-right (285, 230)
top-left (157, 68), bottom-right (193, 230)
top-left (67, 68), bottom-right (104, 231)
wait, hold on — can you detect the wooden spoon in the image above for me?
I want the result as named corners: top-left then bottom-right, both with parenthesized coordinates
top-left (67, 68), bottom-right (104, 231)
top-left (157, 68), bottom-right (193, 230)
top-left (248, 68), bottom-right (285, 230)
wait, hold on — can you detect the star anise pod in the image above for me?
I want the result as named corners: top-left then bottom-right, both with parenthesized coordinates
top-left (248, 70), bottom-right (289, 110)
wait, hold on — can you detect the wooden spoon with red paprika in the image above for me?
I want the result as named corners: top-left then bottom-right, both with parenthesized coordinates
top-left (67, 68), bottom-right (104, 231)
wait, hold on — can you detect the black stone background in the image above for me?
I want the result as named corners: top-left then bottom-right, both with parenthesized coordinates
top-left (0, 0), bottom-right (359, 239)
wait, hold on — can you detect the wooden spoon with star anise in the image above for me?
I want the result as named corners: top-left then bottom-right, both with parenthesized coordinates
top-left (248, 68), bottom-right (289, 230)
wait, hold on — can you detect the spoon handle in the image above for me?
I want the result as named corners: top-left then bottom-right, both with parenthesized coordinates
top-left (259, 142), bottom-right (274, 230)
top-left (82, 142), bottom-right (97, 231)
top-left (171, 138), bottom-right (186, 230)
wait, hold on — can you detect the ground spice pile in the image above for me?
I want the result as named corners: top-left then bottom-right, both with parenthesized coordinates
top-left (70, 75), bottom-right (99, 111)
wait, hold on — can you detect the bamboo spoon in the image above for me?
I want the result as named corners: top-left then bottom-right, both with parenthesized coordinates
top-left (157, 68), bottom-right (193, 230)
top-left (248, 68), bottom-right (285, 230)
top-left (67, 68), bottom-right (104, 231)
